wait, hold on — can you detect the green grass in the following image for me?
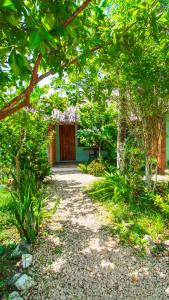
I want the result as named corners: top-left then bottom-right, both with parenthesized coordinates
top-left (0, 243), bottom-right (18, 296)
top-left (88, 176), bottom-right (169, 252)
top-left (0, 187), bottom-right (19, 244)
top-left (78, 160), bottom-right (106, 177)
top-left (78, 163), bottom-right (88, 174)
top-left (0, 187), bottom-right (19, 297)
top-left (0, 184), bottom-right (60, 297)
top-left (53, 246), bottom-right (63, 255)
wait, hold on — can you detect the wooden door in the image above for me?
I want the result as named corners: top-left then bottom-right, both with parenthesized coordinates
top-left (59, 125), bottom-right (76, 161)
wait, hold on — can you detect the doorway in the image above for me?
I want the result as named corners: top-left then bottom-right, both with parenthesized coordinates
top-left (59, 125), bottom-right (76, 161)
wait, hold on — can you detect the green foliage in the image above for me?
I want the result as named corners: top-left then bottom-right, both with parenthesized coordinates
top-left (77, 102), bottom-right (117, 161)
top-left (78, 160), bottom-right (115, 177)
top-left (0, 166), bottom-right (10, 184)
top-left (0, 279), bottom-right (5, 290)
top-left (0, 0), bottom-right (108, 111)
top-left (89, 172), bottom-right (129, 201)
top-left (0, 110), bottom-right (51, 180)
top-left (10, 170), bottom-right (46, 243)
top-left (0, 188), bottom-right (19, 296)
top-left (0, 0), bottom-right (168, 258)
top-left (0, 187), bottom-right (18, 244)
top-left (88, 172), bottom-right (169, 249)
top-left (0, 0), bottom-right (168, 128)
top-left (60, 0), bottom-right (169, 184)
top-left (53, 246), bottom-right (63, 255)
top-left (0, 242), bottom-right (18, 297)
top-left (154, 194), bottom-right (169, 216)
top-left (87, 159), bottom-right (106, 177)
top-left (78, 163), bottom-right (88, 174)
top-left (125, 138), bottom-right (145, 175)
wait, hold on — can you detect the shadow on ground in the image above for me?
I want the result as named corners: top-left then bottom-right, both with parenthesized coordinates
top-left (24, 166), bottom-right (169, 300)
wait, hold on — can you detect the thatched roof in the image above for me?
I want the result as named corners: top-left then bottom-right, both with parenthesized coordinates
top-left (52, 106), bottom-right (79, 124)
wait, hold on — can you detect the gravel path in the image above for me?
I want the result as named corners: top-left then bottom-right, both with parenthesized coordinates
top-left (25, 165), bottom-right (169, 300)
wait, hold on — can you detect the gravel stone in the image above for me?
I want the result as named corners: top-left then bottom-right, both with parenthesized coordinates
top-left (14, 274), bottom-right (35, 290)
top-left (143, 234), bottom-right (155, 246)
top-left (19, 242), bottom-right (31, 253)
top-left (8, 291), bottom-right (24, 300)
top-left (163, 240), bottom-right (169, 248)
top-left (165, 286), bottom-right (169, 295)
top-left (8, 273), bottom-right (22, 285)
top-left (11, 242), bottom-right (31, 258)
top-left (22, 254), bottom-right (33, 268)
top-left (11, 245), bottom-right (23, 258)
top-left (24, 164), bottom-right (169, 300)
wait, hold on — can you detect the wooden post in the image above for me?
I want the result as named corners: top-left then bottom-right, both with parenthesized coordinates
top-left (48, 125), bottom-right (56, 165)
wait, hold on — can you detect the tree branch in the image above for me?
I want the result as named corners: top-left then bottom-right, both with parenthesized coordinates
top-left (0, 0), bottom-right (93, 120)
top-left (63, 0), bottom-right (93, 28)
top-left (38, 45), bottom-right (103, 83)
top-left (0, 97), bottom-right (30, 120)
top-left (36, 1), bottom-right (95, 83)
top-left (0, 45), bottom-right (103, 120)
top-left (1, 53), bottom-right (42, 113)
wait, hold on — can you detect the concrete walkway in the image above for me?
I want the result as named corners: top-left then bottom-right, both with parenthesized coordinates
top-left (25, 165), bottom-right (169, 300)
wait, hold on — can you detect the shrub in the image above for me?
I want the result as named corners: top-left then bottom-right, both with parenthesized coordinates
top-left (0, 110), bottom-right (51, 182)
top-left (10, 170), bottom-right (46, 243)
top-left (87, 159), bottom-right (106, 176)
top-left (20, 148), bottom-right (51, 180)
top-left (0, 165), bottom-right (10, 185)
top-left (78, 163), bottom-right (88, 173)
top-left (125, 138), bottom-right (145, 175)
top-left (154, 194), bottom-right (169, 216)
top-left (88, 172), bottom-right (169, 249)
top-left (89, 171), bottom-right (129, 201)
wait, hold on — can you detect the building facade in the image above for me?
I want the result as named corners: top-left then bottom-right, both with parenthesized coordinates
top-left (48, 107), bottom-right (104, 164)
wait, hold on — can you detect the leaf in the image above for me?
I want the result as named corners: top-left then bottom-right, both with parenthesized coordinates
top-left (2, 0), bottom-right (16, 11)
top-left (6, 14), bottom-right (18, 27)
top-left (0, 245), bottom-right (5, 255)
top-left (133, 46), bottom-right (142, 57)
top-left (9, 51), bottom-right (21, 75)
top-left (58, 67), bottom-right (63, 79)
top-left (109, 43), bottom-right (119, 57)
top-left (42, 14), bottom-right (56, 31)
top-left (39, 40), bottom-right (48, 55)
top-left (69, 27), bottom-right (77, 41)
top-left (150, 12), bottom-right (158, 39)
top-left (99, 0), bottom-right (112, 8)
top-left (15, 53), bottom-right (25, 68)
top-left (9, 52), bottom-right (31, 71)
top-left (0, 47), bottom-right (9, 58)
top-left (29, 31), bottom-right (42, 49)
top-left (23, 56), bottom-right (31, 71)
top-left (132, 9), bottom-right (139, 17)
top-left (41, 31), bottom-right (57, 49)
top-left (137, 4), bottom-right (146, 10)
top-left (113, 33), bottom-right (117, 44)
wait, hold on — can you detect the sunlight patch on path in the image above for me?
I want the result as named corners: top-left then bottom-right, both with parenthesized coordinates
top-left (24, 165), bottom-right (169, 300)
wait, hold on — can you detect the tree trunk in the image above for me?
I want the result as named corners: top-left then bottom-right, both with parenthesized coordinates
top-left (14, 129), bottom-right (26, 183)
top-left (98, 145), bottom-right (102, 160)
top-left (15, 151), bottom-right (21, 184)
top-left (145, 155), bottom-right (151, 188)
top-left (117, 95), bottom-right (127, 173)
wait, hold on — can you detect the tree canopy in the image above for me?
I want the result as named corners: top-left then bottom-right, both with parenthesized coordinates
top-left (1, 0), bottom-right (168, 120)
top-left (0, 0), bottom-right (105, 118)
